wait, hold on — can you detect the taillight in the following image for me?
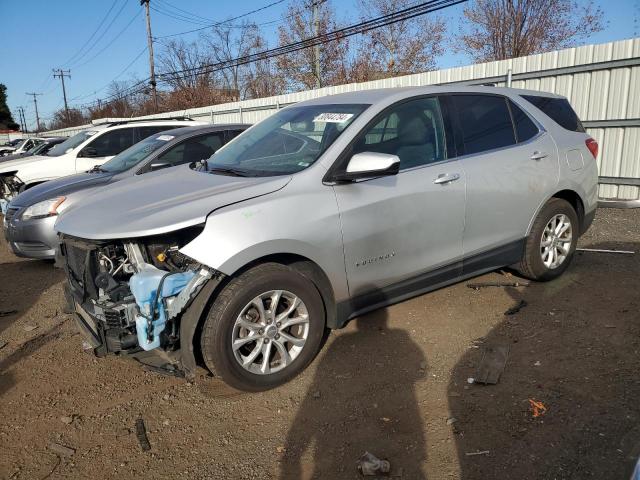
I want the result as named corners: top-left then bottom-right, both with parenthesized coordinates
top-left (585, 138), bottom-right (598, 159)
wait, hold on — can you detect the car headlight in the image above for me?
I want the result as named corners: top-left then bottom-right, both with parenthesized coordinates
top-left (21, 196), bottom-right (66, 220)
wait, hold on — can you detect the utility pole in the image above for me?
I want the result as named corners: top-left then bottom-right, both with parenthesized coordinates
top-left (53, 69), bottom-right (71, 123)
top-left (141, 0), bottom-right (158, 112)
top-left (26, 92), bottom-right (42, 133)
top-left (312, 0), bottom-right (322, 89)
top-left (17, 107), bottom-right (27, 132)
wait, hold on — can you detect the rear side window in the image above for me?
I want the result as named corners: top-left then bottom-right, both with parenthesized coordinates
top-left (521, 95), bottom-right (585, 132)
top-left (452, 95), bottom-right (516, 155)
top-left (136, 125), bottom-right (179, 141)
top-left (509, 101), bottom-right (539, 142)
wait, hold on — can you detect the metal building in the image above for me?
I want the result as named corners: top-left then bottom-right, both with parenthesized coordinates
top-left (45, 37), bottom-right (640, 201)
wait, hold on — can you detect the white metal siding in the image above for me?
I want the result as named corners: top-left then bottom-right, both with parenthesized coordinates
top-left (43, 37), bottom-right (640, 199)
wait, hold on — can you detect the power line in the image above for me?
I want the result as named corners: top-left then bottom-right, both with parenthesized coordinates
top-left (70, 0), bottom-right (466, 113)
top-left (157, 0), bottom-right (467, 82)
top-left (67, 0), bottom-right (130, 68)
top-left (156, 0), bottom-right (287, 38)
top-left (73, 8), bottom-right (143, 69)
top-left (69, 47), bottom-right (148, 103)
top-left (60, 0), bottom-right (119, 67)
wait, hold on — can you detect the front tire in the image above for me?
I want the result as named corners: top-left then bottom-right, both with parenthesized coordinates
top-left (517, 198), bottom-right (579, 281)
top-left (200, 263), bottom-right (326, 391)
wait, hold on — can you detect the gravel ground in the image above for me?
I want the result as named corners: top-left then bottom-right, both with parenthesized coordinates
top-left (0, 208), bottom-right (638, 480)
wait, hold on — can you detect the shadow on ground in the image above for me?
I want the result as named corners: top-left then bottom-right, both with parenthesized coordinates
top-left (448, 242), bottom-right (640, 479)
top-left (281, 306), bottom-right (428, 479)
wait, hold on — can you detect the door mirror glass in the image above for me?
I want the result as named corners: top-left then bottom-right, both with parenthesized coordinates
top-left (335, 152), bottom-right (400, 182)
top-left (79, 147), bottom-right (98, 158)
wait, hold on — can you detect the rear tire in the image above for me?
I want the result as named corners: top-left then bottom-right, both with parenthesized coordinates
top-left (200, 263), bottom-right (326, 391)
top-left (517, 198), bottom-right (579, 281)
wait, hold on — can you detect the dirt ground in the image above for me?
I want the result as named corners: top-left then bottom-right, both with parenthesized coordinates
top-left (0, 208), bottom-right (638, 480)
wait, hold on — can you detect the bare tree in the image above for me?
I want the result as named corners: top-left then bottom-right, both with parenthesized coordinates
top-left (47, 108), bottom-right (86, 130)
top-left (156, 39), bottom-right (232, 110)
top-left (276, 0), bottom-right (350, 91)
top-left (458, 0), bottom-right (606, 62)
top-left (202, 22), bottom-right (264, 100)
top-left (244, 34), bottom-right (287, 98)
top-left (356, 0), bottom-right (445, 78)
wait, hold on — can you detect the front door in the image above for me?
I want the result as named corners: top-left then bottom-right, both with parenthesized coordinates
top-left (332, 96), bottom-right (466, 302)
top-left (75, 128), bottom-right (135, 172)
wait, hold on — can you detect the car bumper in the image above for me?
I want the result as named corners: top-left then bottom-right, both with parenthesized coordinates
top-left (3, 212), bottom-right (59, 259)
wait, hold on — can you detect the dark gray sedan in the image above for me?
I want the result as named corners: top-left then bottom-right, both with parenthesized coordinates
top-left (3, 123), bottom-right (249, 259)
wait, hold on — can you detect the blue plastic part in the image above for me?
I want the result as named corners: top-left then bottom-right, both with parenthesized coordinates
top-left (129, 266), bottom-right (196, 351)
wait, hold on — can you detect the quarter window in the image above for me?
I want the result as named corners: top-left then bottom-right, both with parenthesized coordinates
top-left (509, 101), bottom-right (539, 143)
top-left (521, 95), bottom-right (585, 132)
top-left (354, 97), bottom-right (448, 169)
top-left (452, 95), bottom-right (516, 155)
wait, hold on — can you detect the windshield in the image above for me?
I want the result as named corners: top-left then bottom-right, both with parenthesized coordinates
top-left (205, 104), bottom-right (368, 176)
top-left (47, 130), bottom-right (98, 157)
top-left (101, 134), bottom-right (174, 173)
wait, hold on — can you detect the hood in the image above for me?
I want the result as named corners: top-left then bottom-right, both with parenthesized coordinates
top-left (0, 154), bottom-right (50, 174)
top-left (55, 164), bottom-right (292, 240)
top-left (10, 172), bottom-right (113, 208)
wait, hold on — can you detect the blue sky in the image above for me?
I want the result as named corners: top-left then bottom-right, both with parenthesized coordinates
top-left (0, 0), bottom-right (637, 130)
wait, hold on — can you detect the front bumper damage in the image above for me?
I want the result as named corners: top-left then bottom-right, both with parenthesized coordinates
top-left (0, 172), bottom-right (23, 213)
top-left (59, 234), bottom-right (223, 377)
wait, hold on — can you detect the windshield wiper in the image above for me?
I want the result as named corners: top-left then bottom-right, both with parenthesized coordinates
top-left (208, 166), bottom-right (250, 177)
top-left (88, 165), bottom-right (107, 173)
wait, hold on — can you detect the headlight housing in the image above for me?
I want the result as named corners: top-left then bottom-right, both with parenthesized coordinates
top-left (20, 196), bottom-right (66, 220)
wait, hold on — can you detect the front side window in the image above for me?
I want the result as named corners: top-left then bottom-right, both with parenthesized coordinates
top-left (155, 133), bottom-right (224, 168)
top-left (206, 104), bottom-right (368, 176)
top-left (85, 128), bottom-right (135, 157)
top-left (47, 130), bottom-right (98, 156)
top-left (353, 96), bottom-right (448, 169)
top-left (101, 134), bottom-right (177, 173)
top-left (452, 95), bottom-right (516, 155)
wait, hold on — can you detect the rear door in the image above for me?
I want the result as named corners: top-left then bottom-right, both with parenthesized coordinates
top-left (449, 94), bottom-right (559, 267)
top-left (332, 96), bottom-right (466, 300)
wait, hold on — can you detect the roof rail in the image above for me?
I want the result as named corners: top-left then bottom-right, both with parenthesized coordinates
top-left (104, 116), bottom-right (194, 128)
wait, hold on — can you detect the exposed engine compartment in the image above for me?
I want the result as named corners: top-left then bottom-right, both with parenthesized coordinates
top-left (0, 172), bottom-right (23, 210)
top-left (61, 227), bottom-right (214, 373)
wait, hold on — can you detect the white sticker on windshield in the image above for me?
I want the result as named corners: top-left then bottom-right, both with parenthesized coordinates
top-left (86, 131), bottom-right (98, 136)
top-left (156, 135), bottom-right (175, 141)
top-left (313, 113), bottom-right (354, 123)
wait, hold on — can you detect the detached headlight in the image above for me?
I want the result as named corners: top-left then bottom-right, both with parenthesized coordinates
top-left (21, 197), bottom-right (66, 220)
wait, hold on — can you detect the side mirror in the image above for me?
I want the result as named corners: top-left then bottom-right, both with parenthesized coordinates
top-left (79, 147), bottom-right (98, 158)
top-left (150, 162), bottom-right (171, 171)
top-left (333, 152), bottom-right (400, 182)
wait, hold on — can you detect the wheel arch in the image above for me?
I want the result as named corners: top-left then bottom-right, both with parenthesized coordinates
top-left (527, 189), bottom-right (586, 236)
top-left (179, 252), bottom-right (337, 378)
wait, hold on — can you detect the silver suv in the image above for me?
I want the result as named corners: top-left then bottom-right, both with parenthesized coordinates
top-left (56, 86), bottom-right (598, 391)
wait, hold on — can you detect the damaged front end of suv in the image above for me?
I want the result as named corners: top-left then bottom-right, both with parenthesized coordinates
top-left (0, 171), bottom-right (24, 212)
top-left (60, 227), bottom-right (223, 377)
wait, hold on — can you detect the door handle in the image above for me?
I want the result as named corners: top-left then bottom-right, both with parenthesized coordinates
top-left (530, 151), bottom-right (548, 160)
top-left (433, 173), bottom-right (461, 185)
